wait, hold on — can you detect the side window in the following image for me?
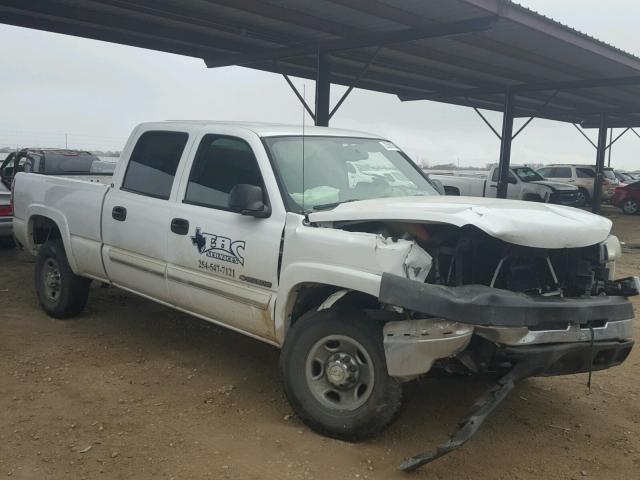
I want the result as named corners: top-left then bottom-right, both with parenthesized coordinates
top-left (490, 169), bottom-right (516, 182)
top-left (555, 167), bottom-right (572, 178)
top-left (184, 135), bottom-right (264, 210)
top-left (121, 131), bottom-right (188, 199)
top-left (576, 168), bottom-right (595, 178)
top-left (537, 168), bottom-right (550, 178)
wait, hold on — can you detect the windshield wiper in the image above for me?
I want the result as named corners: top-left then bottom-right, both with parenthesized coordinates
top-left (311, 198), bottom-right (360, 211)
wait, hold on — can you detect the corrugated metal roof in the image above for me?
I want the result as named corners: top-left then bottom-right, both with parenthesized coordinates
top-left (1, 0), bottom-right (640, 126)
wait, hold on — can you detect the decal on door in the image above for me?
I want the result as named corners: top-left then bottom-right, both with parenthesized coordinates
top-left (191, 228), bottom-right (246, 266)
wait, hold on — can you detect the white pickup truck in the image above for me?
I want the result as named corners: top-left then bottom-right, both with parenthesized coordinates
top-left (432, 165), bottom-right (579, 205)
top-left (12, 121), bottom-right (638, 470)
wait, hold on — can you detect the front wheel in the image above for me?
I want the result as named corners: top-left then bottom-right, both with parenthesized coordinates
top-left (574, 188), bottom-right (589, 207)
top-left (622, 199), bottom-right (639, 215)
top-left (35, 240), bottom-right (90, 319)
top-left (280, 308), bottom-right (402, 441)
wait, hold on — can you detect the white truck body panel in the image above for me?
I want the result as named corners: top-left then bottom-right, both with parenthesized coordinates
top-left (12, 173), bottom-right (109, 279)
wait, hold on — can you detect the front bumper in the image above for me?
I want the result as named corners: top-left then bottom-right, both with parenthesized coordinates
top-left (379, 273), bottom-right (636, 379)
top-left (549, 190), bottom-right (579, 206)
top-left (498, 340), bottom-right (634, 377)
top-left (378, 273), bottom-right (636, 328)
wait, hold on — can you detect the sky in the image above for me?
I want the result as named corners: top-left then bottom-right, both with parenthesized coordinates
top-left (1, 1), bottom-right (639, 170)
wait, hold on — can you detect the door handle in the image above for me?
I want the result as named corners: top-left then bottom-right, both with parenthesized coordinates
top-left (112, 206), bottom-right (127, 221)
top-left (489, 185), bottom-right (497, 188)
top-left (171, 218), bottom-right (189, 235)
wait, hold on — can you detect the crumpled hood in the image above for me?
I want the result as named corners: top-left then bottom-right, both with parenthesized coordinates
top-left (308, 196), bottom-right (612, 249)
top-left (530, 180), bottom-right (578, 191)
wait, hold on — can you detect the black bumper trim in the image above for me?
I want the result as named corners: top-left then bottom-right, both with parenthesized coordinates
top-left (379, 273), bottom-right (635, 328)
top-left (500, 340), bottom-right (634, 377)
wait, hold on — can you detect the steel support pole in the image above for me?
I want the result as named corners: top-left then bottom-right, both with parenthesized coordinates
top-left (592, 113), bottom-right (608, 214)
top-left (607, 128), bottom-right (613, 167)
top-left (497, 90), bottom-right (515, 199)
top-left (315, 51), bottom-right (331, 127)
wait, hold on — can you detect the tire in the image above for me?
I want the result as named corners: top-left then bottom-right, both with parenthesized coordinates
top-left (35, 240), bottom-right (90, 319)
top-left (280, 308), bottom-right (403, 441)
top-left (622, 199), bottom-right (639, 215)
top-left (0, 236), bottom-right (15, 249)
top-left (574, 188), bottom-right (589, 207)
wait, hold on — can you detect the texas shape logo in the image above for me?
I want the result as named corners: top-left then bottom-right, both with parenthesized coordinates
top-left (191, 228), bottom-right (246, 266)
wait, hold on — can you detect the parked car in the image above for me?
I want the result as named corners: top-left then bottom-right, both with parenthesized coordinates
top-left (12, 122), bottom-right (638, 466)
top-left (0, 183), bottom-right (12, 246)
top-left (0, 148), bottom-right (115, 190)
top-left (613, 170), bottom-right (636, 186)
top-left (611, 181), bottom-right (640, 215)
top-left (536, 164), bottom-right (619, 206)
top-left (432, 165), bottom-right (578, 205)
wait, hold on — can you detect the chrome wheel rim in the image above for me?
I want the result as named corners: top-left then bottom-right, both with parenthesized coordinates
top-left (305, 335), bottom-right (374, 411)
top-left (576, 191), bottom-right (586, 205)
top-left (42, 258), bottom-right (61, 302)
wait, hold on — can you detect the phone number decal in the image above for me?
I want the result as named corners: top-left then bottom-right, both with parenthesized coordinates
top-left (197, 260), bottom-right (236, 278)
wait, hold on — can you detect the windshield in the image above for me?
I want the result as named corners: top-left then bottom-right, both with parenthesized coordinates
top-left (513, 167), bottom-right (544, 182)
top-left (603, 168), bottom-right (617, 181)
top-left (264, 136), bottom-right (438, 211)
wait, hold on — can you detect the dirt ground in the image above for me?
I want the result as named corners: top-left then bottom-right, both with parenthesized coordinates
top-left (1, 206), bottom-right (639, 480)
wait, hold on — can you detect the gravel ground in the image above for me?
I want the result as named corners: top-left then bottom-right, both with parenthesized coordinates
top-left (1, 207), bottom-right (638, 480)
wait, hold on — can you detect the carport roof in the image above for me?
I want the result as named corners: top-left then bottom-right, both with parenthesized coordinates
top-left (2, 0), bottom-right (640, 127)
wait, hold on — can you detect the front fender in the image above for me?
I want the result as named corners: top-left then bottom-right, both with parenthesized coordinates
top-left (274, 262), bottom-right (382, 344)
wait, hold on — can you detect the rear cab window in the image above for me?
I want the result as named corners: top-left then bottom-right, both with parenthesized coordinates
top-left (121, 131), bottom-right (189, 199)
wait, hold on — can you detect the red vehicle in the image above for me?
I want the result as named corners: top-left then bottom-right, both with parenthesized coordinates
top-left (611, 181), bottom-right (640, 215)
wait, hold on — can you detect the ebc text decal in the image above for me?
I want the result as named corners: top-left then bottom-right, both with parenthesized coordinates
top-left (191, 228), bottom-right (246, 265)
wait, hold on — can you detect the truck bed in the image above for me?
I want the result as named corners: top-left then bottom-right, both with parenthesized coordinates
top-left (12, 172), bottom-right (111, 279)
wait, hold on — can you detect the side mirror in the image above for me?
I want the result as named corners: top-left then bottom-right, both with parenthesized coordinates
top-left (430, 178), bottom-right (446, 195)
top-left (228, 184), bottom-right (271, 218)
top-left (507, 176), bottom-right (518, 184)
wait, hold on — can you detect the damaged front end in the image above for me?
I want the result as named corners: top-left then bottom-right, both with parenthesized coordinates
top-left (329, 218), bottom-right (638, 470)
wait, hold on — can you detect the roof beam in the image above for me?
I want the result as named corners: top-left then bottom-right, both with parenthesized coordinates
top-left (203, 16), bottom-right (497, 67)
top-left (400, 75), bottom-right (640, 101)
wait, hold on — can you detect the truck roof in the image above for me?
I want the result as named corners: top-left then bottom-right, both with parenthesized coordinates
top-left (153, 120), bottom-right (381, 139)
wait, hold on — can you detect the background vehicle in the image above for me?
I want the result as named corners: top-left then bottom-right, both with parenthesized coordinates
top-left (536, 164), bottom-right (619, 206)
top-left (611, 181), bottom-right (640, 215)
top-left (613, 170), bottom-right (636, 186)
top-left (0, 183), bottom-right (12, 246)
top-left (432, 165), bottom-right (578, 205)
top-left (0, 148), bottom-right (116, 189)
top-left (11, 122), bottom-right (637, 467)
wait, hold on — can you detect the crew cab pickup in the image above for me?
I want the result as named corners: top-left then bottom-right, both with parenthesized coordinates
top-left (12, 122), bottom-right (638, 470)
top-left (432, 164), bottom-right (579, 205)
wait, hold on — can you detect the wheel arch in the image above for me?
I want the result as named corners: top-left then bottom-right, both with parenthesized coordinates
top-left (275, 263), bottom-right (382, 344)
top-left (25, 207), bottom-right (78, 272)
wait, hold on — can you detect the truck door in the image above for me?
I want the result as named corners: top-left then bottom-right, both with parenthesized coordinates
top-left (101, 130), bottom-right (191, 302)
top-left (166, 132), bottom-right (285, 342)
top-left (485, 168), bottom-right (520, 198)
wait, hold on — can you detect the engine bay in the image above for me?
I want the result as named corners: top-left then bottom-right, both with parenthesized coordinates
top-left (336, 220), bottom-right (625, 298)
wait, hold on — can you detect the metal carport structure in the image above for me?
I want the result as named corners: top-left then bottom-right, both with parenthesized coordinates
top-left (2, 0), bottom-right (640, 212)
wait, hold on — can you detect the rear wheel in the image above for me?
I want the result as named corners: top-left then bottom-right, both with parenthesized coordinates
top-left (280, 308), bottom-right (402, 441)
top-left (35, 240), bottom-right (90, 319)
top-left (622, 199), bottom-right (639, 215)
